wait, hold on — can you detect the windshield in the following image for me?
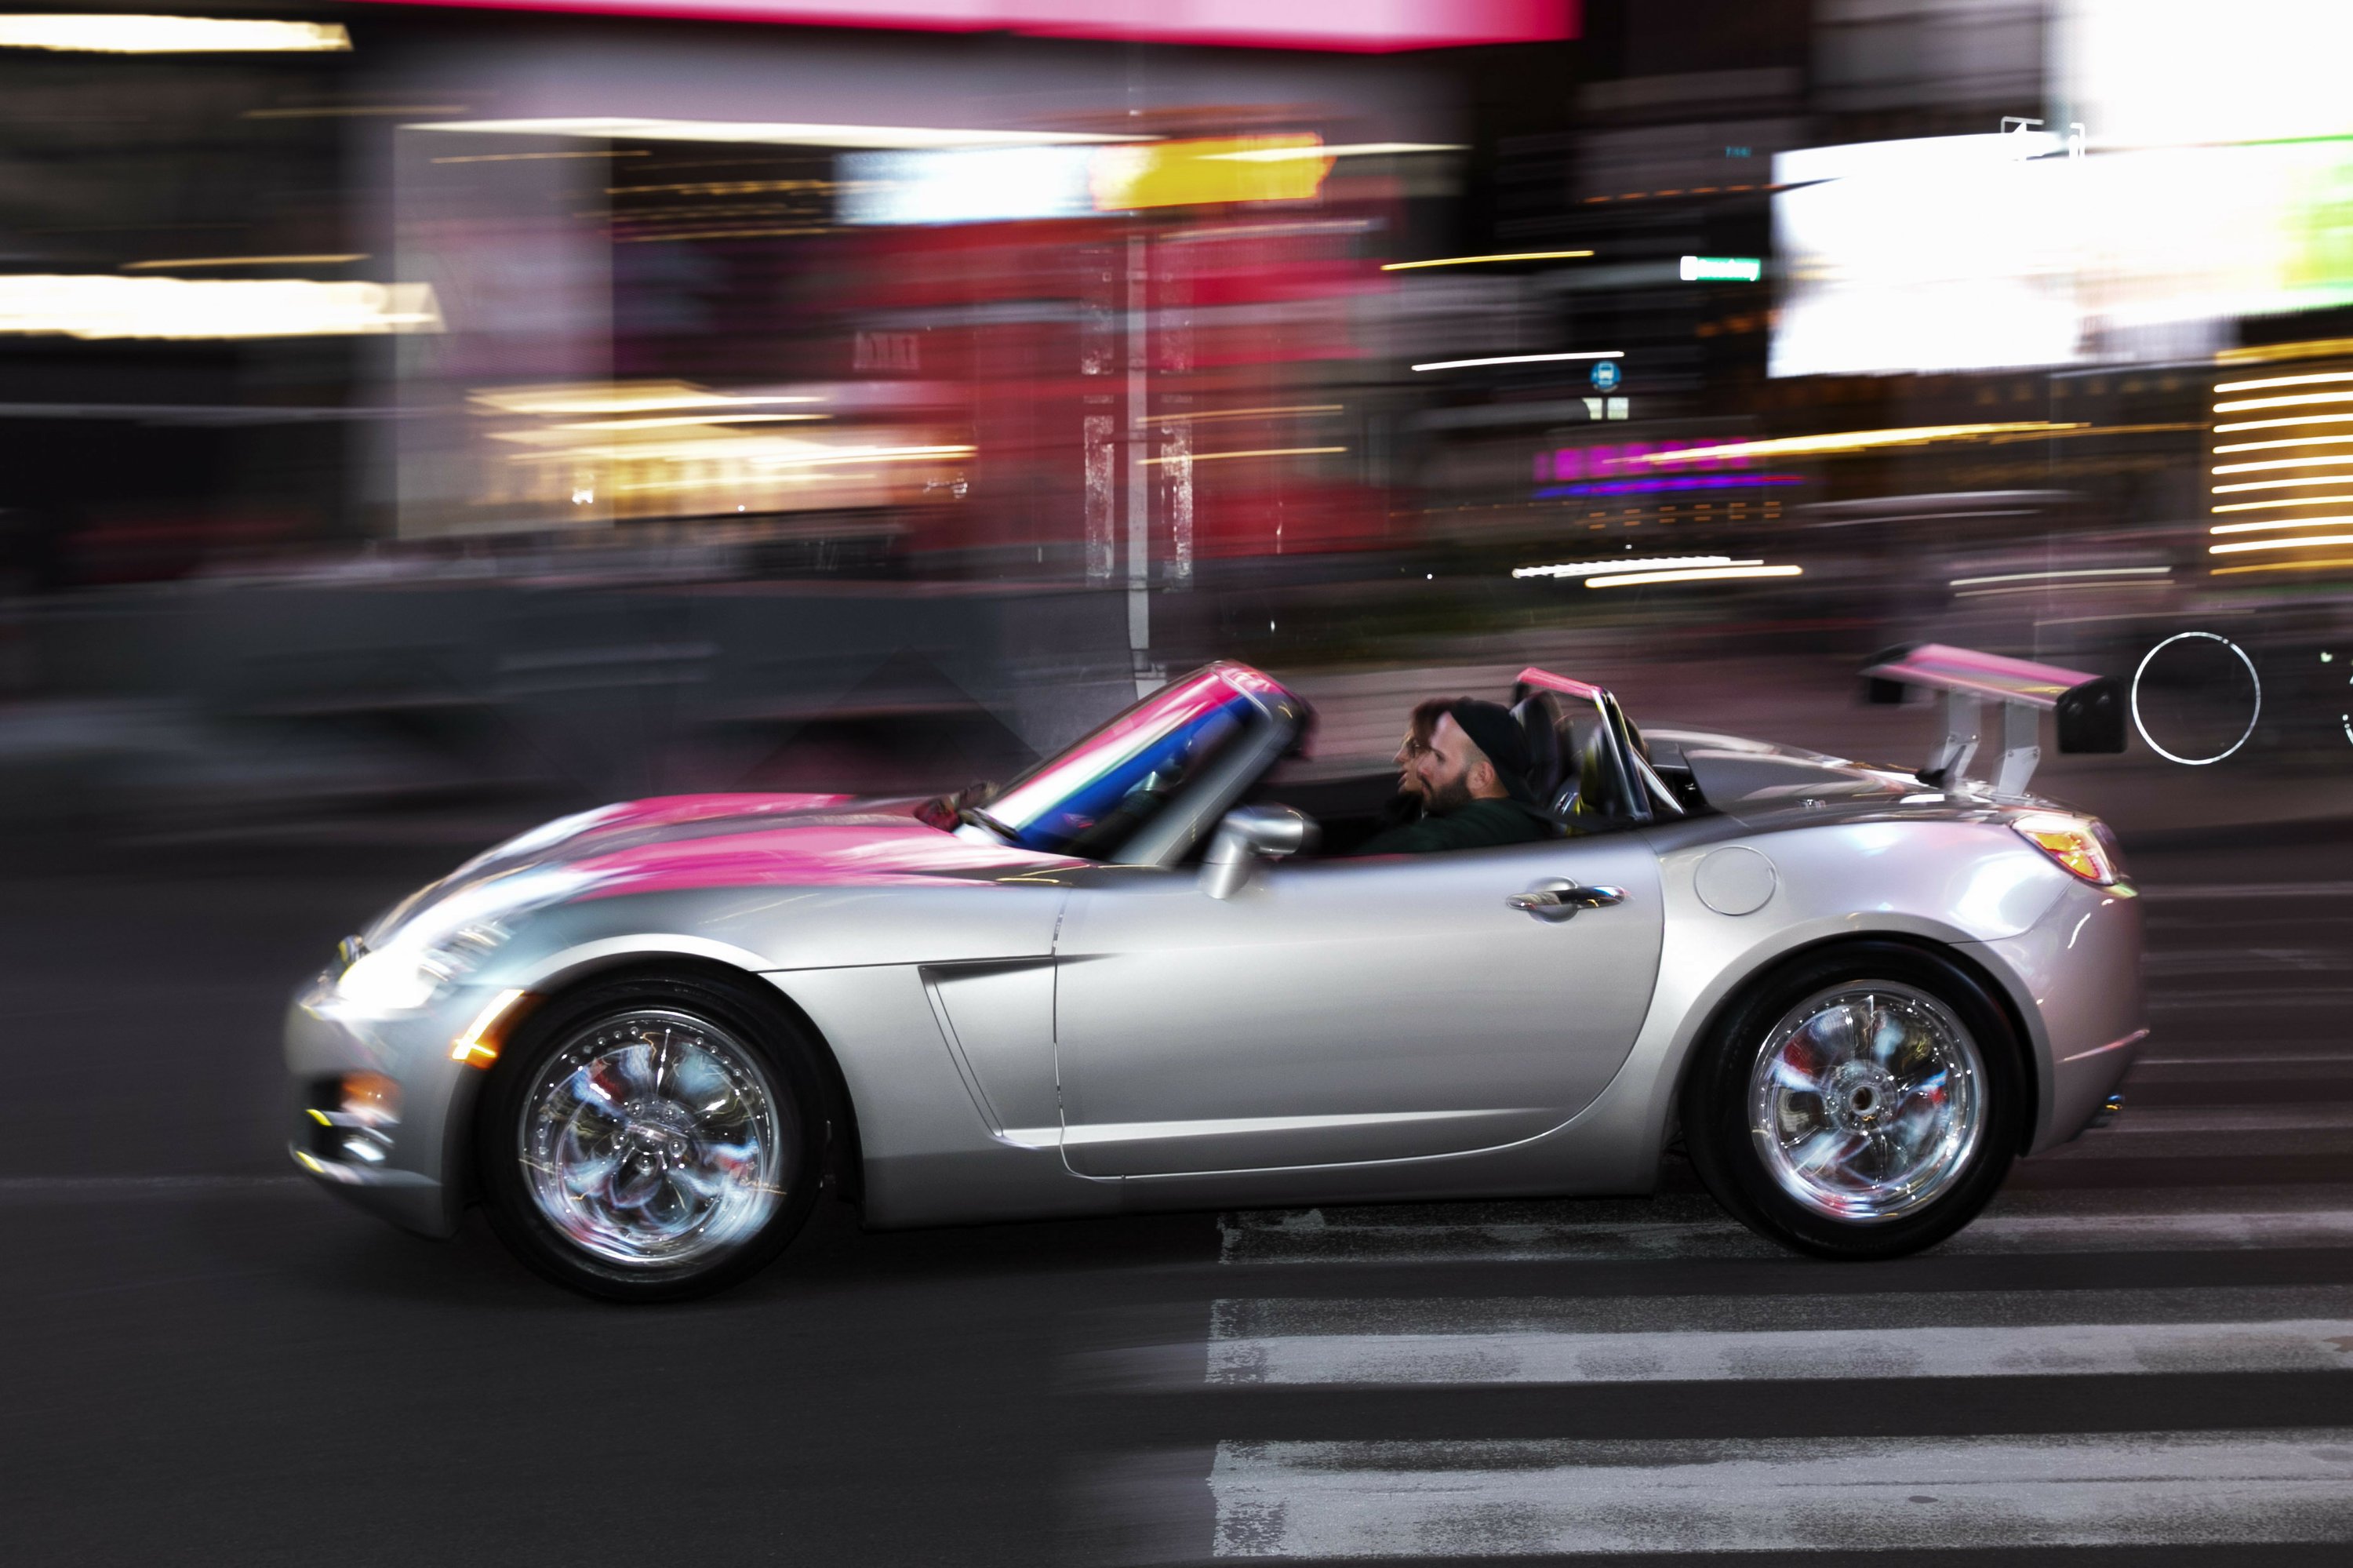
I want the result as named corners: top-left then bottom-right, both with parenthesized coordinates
top-left (984, 667), bottom-right (1274, 857)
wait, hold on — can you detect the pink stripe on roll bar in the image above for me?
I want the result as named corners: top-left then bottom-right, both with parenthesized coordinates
top-left (1515, 666), bottom-right (1609, 702)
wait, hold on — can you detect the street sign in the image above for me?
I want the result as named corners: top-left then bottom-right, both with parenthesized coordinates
top-left (1589, 358), bottom-right (1621, 392)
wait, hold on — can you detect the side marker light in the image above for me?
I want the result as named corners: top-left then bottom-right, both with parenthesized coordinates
top-left (451, 988), bottom-right (534, 1067)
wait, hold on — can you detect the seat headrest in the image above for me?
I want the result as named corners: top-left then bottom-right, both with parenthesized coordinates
top-left (1510, 694), bottom-right (1566, 802)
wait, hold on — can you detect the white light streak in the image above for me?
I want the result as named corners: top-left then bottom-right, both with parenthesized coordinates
top-left (2213, 371), bottom-right (2353, 395)
top-left (1587, 564), bottom-right (1803, 588)
top-left (2211, 454), bottom-right (2353, 475)
top-left (2213, 434), bottom-right (2353, 455)
top-left (0, 15), bottom-right (349, 52)
top-left (1948, 566), bottom-right (2171, 587)
top-left (2210, 514), bottom-right (2353, 535)
top-left (1413, 351), bottom-right (1622, 372)
top-left (0, 275), bottom-right (439, 339)
top-left (2210, 533), bottom-right (2353, 555)
top-left (2212, 475), bottom-right (2353, 494)
top-left (2213, 391), bottom-right (2353, 414)
top-left (2213, 413), bottom-right (2353, 435)
top-left (1515, 555), bottom-right (1740, 580)
top-left (406, 116), bottom-right (1145, 149)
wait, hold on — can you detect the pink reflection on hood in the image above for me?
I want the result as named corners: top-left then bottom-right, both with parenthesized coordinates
top-left (587, 793), bottom-right (856, 832)
top-left (570, 819), bottom-right (1081, 898)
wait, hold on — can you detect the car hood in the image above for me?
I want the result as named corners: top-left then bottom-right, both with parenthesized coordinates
top-left (364, 792), bottom-right (1080, 944)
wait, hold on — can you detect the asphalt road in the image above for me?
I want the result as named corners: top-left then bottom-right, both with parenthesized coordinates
top-left (2, 827), bottom-right (2350, 1565)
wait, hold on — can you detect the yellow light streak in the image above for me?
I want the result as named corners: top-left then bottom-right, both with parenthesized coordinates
top-left (2209, 515), bottom-right (2353, 535)
top-left (2209, 533), bottom-right (2353, 555)
top-left (1587, 564), bottom-right (1803, 588)
top-left (551, 413), bottom-right (828, 431)
top-left (1140, 446), bottom-right (1344, 466)
top-left (2213, 391), bottom-right (2353, 414)
top-left (2216, 337), bottom-right (2353, 365)
top-left (2213, 371), bottom-right (2353, 395)
top-left (0, 15), bottom-right (348, 51)
top-left (2212, 475), bottom-right (2353, 494)
top-left (2212, 555), bottom-right (2353, 575)
top-left (2211, 453), bottom-right (2353, 475)
top-left (1383, 250), bottom-right (1595, 271)
top-left (1147, 405), bottom-right (1342, 424)
top-left (2213, 413), bottom-right (2353, 435)
top-left (471, 382), bottom-right (821, 416)
top-left (2212, 494), bottom-right (2353, 513)
top-left (2212, 434), bottom-right (2353, 455)
top-left (124, 253), bottom-right (365, 271)
top-left (1638, 423), bottom-right (2081, 465)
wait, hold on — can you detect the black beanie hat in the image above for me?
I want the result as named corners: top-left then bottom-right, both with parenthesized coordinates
top-left (1444, 697), bottom-right (1535, 798)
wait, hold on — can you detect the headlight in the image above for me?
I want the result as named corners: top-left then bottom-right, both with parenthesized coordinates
top-left (334, 933), bottom-right (495, 1013)
top-left (328, 866), bottom-right (590, 1016)
top-left (2009, 810), bottom-right (2122, 886)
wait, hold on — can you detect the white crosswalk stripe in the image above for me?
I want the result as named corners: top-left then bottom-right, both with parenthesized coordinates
top-left (1086, 1151), bottom-right (2353, 1553)
top-left (1217, 1195), bottom-right (2353, 1266)
top-left (1206, 1432), bottom-right (2353, 1556)
top-left (1196, 1287), bottom-right (2353, 1385)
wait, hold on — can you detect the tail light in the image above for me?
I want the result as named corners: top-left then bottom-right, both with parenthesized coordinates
top-left (2009, 810), bottom-right (2122, 886)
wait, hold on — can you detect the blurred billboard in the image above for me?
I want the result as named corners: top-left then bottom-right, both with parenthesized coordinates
top-left (366, 0), bottom-right (1578, 51)
top-left (1775, 0), bottom-right (2353, 377)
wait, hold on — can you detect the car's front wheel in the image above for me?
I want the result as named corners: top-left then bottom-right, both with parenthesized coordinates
top-left (477, 971), bottom-right (826, 1301)
top-left (1682, 942), bottom-right (2023, 1259)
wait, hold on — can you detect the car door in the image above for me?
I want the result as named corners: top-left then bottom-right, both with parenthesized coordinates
top-left (1051, 832), bottom-right (1664, 1177)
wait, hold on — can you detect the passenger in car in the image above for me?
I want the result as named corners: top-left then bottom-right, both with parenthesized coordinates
top-left (1376, 697), bottom-right (1454, 834)
top-left (1353, 699), bottom-right (1563, 854)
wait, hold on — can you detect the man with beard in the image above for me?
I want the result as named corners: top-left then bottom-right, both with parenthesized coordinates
top-left (1353, 697), bottom-right (1561, 855)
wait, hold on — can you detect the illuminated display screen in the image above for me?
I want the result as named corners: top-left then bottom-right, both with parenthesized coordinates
top-left (1773, 133), bottom-right (2353, 374)
top-left (363, 0), bottom-right (1577, 52)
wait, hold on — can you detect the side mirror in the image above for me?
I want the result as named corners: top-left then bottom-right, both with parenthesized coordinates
top-left (1199, 805), bottom-right (1316, 900)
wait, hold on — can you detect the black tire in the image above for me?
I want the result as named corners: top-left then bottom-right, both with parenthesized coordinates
top-left (476, 970), bottom-right (827, 1302)
top-left (1680, 940), bottom-right (2024, 1261)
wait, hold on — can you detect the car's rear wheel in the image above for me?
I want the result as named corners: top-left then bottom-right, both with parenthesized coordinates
top-left (1682, 942), bottom-right (2023, 1259)
top-left (477, 971), bottom-right (825, 1301)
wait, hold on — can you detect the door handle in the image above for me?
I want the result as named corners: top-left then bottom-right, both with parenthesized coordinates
top-left (1506, 882), bottom-right (1625, 921)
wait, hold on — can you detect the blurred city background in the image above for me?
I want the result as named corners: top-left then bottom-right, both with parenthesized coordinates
top-left (9, 6), bottom-right (2353, 1562)
top-left (5, 0), bottom-right (2347, 857)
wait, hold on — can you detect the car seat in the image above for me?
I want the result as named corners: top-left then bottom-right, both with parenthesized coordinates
top-left (1510, 694), bottom-right (1567, 802)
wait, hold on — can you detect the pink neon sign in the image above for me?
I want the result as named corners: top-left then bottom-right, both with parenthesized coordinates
top-left (1540, 438), bottom-right (1751, 484)
top-left (364, 0), bottom-right (1577, 51)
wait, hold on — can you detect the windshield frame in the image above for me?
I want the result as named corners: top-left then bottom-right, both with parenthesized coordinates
top-left (980, 663), bottom-right (1301, 864)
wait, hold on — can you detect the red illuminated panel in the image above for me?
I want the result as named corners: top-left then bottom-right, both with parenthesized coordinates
top-left (365, 0), bottom-right (1576, 51)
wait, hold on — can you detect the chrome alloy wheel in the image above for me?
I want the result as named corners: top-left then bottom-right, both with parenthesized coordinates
top-left (1747, 980), bottom-right (1985, 1222)
top-left (518, 1008), bottom-right (789, 1270)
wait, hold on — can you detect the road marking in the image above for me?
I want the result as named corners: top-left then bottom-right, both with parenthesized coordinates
top-left (2140, 881), bottom-right (2353, 900)
top-left (1198, 1287), bottom-right (2353, 1385)
top-left (1217, 1199), bottom-right (2353, 1265)
top-left (1206, 1431), bottom-right (2353, 1555)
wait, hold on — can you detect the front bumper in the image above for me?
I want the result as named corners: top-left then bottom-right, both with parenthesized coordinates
top-left (282, 976), bottom-right (497, 1239)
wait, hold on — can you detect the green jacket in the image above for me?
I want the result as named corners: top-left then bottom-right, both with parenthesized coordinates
top-left (1355, 795), bottom-right (1562, 856)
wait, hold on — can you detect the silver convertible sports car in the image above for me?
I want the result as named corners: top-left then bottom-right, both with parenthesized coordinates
top-left (286, 645), bottom-right (2145, 1300)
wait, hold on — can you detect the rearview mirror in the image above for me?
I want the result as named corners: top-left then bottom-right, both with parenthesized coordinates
top-left (1199, 805), bottom-right (1316, 900)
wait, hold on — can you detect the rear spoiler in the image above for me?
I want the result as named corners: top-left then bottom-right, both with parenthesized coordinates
top-left (1862, 642), bottom-right (2126, 795)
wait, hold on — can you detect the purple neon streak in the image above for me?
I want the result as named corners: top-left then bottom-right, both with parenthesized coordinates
top-left (1536, 473), bottom-right (1805, 498)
